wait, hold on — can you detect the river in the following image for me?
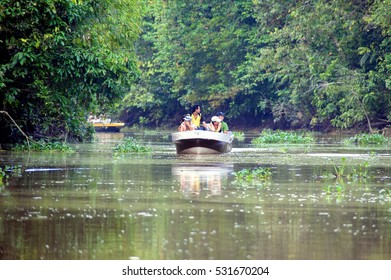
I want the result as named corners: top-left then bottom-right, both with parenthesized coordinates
top-left (0, 131), bottom-right (390, 260)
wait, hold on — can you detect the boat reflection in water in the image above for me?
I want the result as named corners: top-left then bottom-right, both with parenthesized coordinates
top-left (172, 163), bottom-right (233, 197)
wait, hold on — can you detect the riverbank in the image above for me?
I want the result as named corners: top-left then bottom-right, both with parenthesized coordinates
top-left (229, 121), bottom-right (391, 137)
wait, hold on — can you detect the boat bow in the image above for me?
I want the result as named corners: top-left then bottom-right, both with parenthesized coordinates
top-left (171, 130), bottom-right (234, 154)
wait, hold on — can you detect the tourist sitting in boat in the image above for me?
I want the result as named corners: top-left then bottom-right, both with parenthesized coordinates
top-left (216, 112), bottom-right (229, 133)
top-left (178, 115), bottom-right (195, 132)
top-left (88, 114), bottom-right (102, 123)
top-left (190, 104), bottom-right (207, 130)
top-left (88, 112), bottom-right (95, 122)
top-left (207, 116), bottom-right (222, 132)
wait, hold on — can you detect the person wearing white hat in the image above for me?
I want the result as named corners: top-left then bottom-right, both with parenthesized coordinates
top-left (178, 114), bottom-right (195, 132)
top-left (207, 116), bottom-right (222, 132)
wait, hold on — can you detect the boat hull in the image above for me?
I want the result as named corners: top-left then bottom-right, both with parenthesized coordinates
top-left (93, 123), bottom-right (125, 132)
top-left (171, 130), bottom-right (234, 154)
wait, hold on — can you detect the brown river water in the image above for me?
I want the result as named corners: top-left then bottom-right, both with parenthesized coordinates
top-left (0, 131), bottom-right (390, 260)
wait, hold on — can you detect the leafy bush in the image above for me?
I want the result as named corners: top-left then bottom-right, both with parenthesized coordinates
top-left (252, 129), bottom-right (315, 144)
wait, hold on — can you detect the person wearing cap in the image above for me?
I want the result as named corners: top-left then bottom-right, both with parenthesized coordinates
top-left (178, 114), bottom-right (195, 132)
top-left (216, 112), bottom-right (229, 133)
top-left (207, 116), bottom-right (222, 132)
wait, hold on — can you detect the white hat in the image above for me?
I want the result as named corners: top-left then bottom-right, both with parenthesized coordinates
top-left (211, 116), bottom-right (221, 122)
top-left (183, 115), bottom-right (192, 121)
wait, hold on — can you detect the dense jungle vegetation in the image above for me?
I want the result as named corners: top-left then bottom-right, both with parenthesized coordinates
top-left (1, 0), bottom-right (391, 144)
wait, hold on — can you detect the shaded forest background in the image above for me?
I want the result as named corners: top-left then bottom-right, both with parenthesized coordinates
top-left (1, 0), bottom-right (391, 143)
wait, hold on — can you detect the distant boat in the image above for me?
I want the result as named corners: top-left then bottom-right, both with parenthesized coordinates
top-left (171, 130), bottom-right (234, 154)
top-left (93, 122), bottom-right (125, 132)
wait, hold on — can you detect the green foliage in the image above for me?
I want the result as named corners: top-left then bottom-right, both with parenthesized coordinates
top-left (2, 0), bottom-right (391, 136)
top-left (379, 188), bottom-right (391, 197)
top-left (127, 0), bottom-right (391, 131)
top-left (113, 137), bottom-right (152, 155)
top-left (252, 129), bottom-right (315, 144)
top-left (323, 181), bottom-right (344, 195)
top-left (232, 166), bottom-right (272, 186)
top-left (344, 133), bottom-right (389, 145)
top-left (322, 158), bottom-right (371, 195)
top-left (0, 165), bottom-right (23, 185)
top-left (233, 131), bottom-right (245, 141)
top-left (334, 157), bottom-right (347, 178)
top-left (0, 0), bottom-right (143, 143)
top-left (349, 162), bottom-right (370, 180)
top-left (122, 0), bottom-right (264, 125)
top-left (323, 157), bottom-right (370, 180)
top-left (323, 182), bottom-right (344, 196)
top-left (12, 140), bottom-right (75, 152)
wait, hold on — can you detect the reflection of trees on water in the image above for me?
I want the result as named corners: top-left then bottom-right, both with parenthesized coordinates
top-left (172, 164), bottom-right (233, 197)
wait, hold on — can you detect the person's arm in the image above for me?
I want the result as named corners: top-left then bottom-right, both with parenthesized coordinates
top-left (222, 122), bottom-right (229, 133)
top-left (217, 122), bottom-right (222, 132)
top-left (200, 115), bottom-right (207, 129)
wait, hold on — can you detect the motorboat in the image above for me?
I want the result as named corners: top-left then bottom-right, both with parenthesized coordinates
top-left (93, 122), bottom-right (125, 132)
top-left (171, 130), bottom-right (234, 154)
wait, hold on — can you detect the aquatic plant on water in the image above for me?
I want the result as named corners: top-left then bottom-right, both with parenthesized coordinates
top-left (0, 165), bottom-right (22, 186)
top-left (349, 162), bottom-right (370, 180)
top-left (0, 168), bottom-right (4, 181)
top-left (12, 140), bottom-right (75, 152)
top-left (332, 157), bottom-right (347, 178)
top-left (232, 167), bottom-right (272, 186)
top-left (113, 137), bottom-right (152, 155)
top-left (344, 133), bottom-right (389, 145)
top-left (321, 158), bottom-right (371, 195)
top-left (324, 157), bottom-right (370, 180)
top-left (323, 182), bottom-right (344, 195)
top-left (252, 129), bottom-right (315, 144)
top-left (233, 131), bottom-right (245, 141)
top-left (379, 188), bottom-right (391, 198)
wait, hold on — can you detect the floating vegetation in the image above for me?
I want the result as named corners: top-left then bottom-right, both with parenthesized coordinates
top-left (0, 165), bottom-right (22, 187)
top-left (321, 158), bottom-right (371, 195)
top-left (379, 188), bottom-right (391, 198)
top-left (232, 167), bottom-right (272, 187)
top-left (332, 157), bottom-right (348, 179)
top-left (113, 137), bottom-right (152, 156)
top-left (344, 133), bottom-right (389, 145)
top-left (349, 162), bottom-right (370, 180)
top-left (323, 157), bottom-right (370, 181)
top-left (252, 129), bottom-right (315, 144)
top-left (12, 140), bottom-right (75, 152)
top-left (233, 131), bottom-right (245, 141)
top-left (323, 182), bottom-right (344, 195)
